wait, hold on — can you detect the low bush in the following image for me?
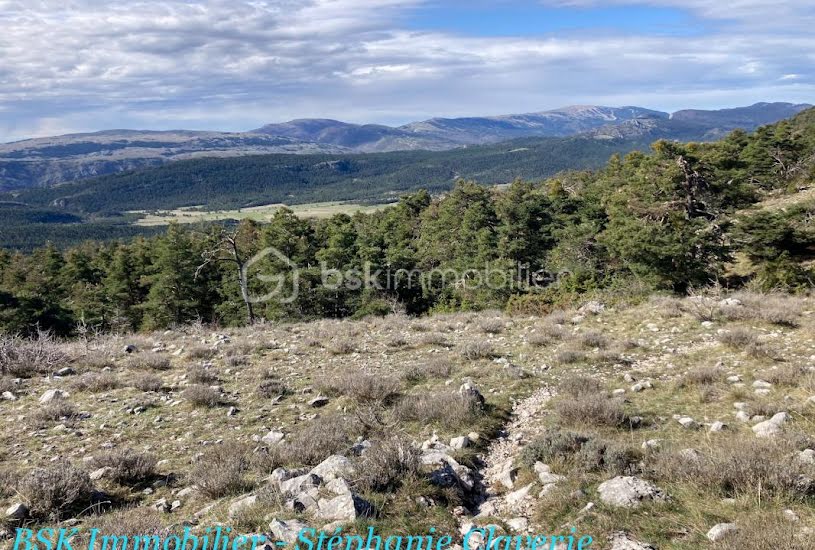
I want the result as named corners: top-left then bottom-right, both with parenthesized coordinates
top-left (192, 444), bottom-right (253, 498)
top-left (92, 448), bottom-right (157, 484)
top-left (318, 371), bottom-right (401, 403)
top-left (460, 341), bottom-right (494, 360)
top-left (183, 384), bottom-right (223, 407)
top-left (133, 374), bottom-right (163, 392)
top-left (0, 332), bottom-right (69, 378)
top-left (126, 353), bottom-right (171, 371)
top-left (187, 364), bottom-right (219, 384)
top-left (393, 392), bottom-right (483, 428)
top-left (354, 436), bottom-right (421, 492)
top-left (403, 359), bottom-right (452, 382)
top-left (18, 462), bottom-right (93, 520)
top-left (554, 395), bottom-right (629, 428)
top-left (70, 372), bottom-right (120, 392)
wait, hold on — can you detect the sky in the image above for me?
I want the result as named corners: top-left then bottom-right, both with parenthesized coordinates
top-left (0, 0), bottom-right (813, 142)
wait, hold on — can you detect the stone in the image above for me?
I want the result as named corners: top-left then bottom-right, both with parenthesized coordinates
top-left (798, 449), bottom-right (815, 465)
top-left (735, 411), bottom-right (751, 423)
top-left (450, 436), bottom-right (470, 449)
top-left (310, 455), bottom-right (352, 482)
top-left (39, 389), bottom-right (70, 403)
top-left (612, 389), bottom-right (626, 397)
top-left (279, 473), bottom-right (321, 496)
top-left (228, 494), bottom-right (257, 519)
top-left (315, 493), bottom-right (372, 522)
top-left (124, 344), bottom-right (138, 354)
top-left (261, 430), bottom-right (285, 445)
top-left (269, 518), bottom-right (310, 544)
top-left (505, 483), bottom-right (534, 508)
top-left (176, 487), bottom-right (196, 498)
top-left (1, 391), bottom-right (17, 401)
top-left (459, 383), bottom-right (485, 405)
top-left (708, 421), bottom-right (727, 433)
top-left (784, 509), bottom-right (800, 522)
top-left (506, 518), bottom-right (528, 533)
top-left (706, 523), bottom-right (738, 542)
top-left (170, 500), bottom-right (182, 512)
top-left (5, 503), bottom-right (28, 520)
top-left (677, 416), bottom-right (698, 429)
top-left (607, 532), bottom-right (656, 550)
top-left (752, 412), bottom-right (788, 438)
top-left (597, 476), bottom-right (669, 508)
top-left (753, 380), bottom-right (773, 389)
top-left (89, 467), bottom-right (113, 481)
top-left (308, 396), bottom-right (329, 408)
top-left (641, 439), bottom-right (662, 451)
top-left (534, 462), bottom-right (565, 485)
top-left (153, 499), bottom-right (170, 513)
top-left (325, 478), bottom-right (352, 496)
top-left (493, 459), bottom-right (518, 489)
top-left (55, 367), bottom-right (76, 377)
top-left (726, 375), bottom-right (742, 383)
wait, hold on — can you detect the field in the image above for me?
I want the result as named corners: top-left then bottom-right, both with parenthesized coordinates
top-left (133, 201), bottom-right (391, 226)
top-left (1, 291), bottom-right (814, 549)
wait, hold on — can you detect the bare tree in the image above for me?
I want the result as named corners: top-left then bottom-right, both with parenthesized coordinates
top-left (196, 228), bottom-right (256, 325)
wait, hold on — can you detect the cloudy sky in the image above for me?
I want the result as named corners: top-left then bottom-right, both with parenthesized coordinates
top-left (0, 0), bottom-right (813, 141)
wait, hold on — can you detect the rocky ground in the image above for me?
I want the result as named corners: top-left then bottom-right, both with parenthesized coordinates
top-left (1, 290), bottom-right (815, 549)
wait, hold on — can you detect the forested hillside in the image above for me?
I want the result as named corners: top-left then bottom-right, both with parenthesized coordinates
top-left (0, 109), bottom-right (813, 335)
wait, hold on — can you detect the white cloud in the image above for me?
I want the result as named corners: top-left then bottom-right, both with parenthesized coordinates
top-left (0, 0), bottom-right (812, 141)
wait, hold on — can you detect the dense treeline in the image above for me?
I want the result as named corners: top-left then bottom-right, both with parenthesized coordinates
top-left (1, 110), bottom-right (813, 335)
top-left (4, 136), bottom-right (650, 215)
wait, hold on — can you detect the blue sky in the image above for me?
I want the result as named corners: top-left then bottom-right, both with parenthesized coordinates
top-left (0, 0), bottom-right (813, 141)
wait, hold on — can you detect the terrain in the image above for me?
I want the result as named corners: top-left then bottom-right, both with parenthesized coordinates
top-left (1, 291), bottom-right (814, 549)
top-left (1, 102), bottom-right (808, 192)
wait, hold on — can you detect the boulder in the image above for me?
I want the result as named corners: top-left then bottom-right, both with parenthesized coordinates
top-left (308, 396), bottom-right (329, 408)
top-left (5, 503), bottom-right (28, 520)
top-left (597, 476), bottom-right (669, 508)
top-left (315, 493), bottom-right (372, 522)
top-left (39, 389), bottom-right (70, 404)
top-left (706, 523), bottom-right (738, 542)
top-left (310, 455), bottom-right (352, 482)
top-left (269, 518), bottom-right (311, 544)
top-left (89, 467), bottom-right (114, 481)
top-left (261, 431), bottom-right (285, 445)
top-left (279, 473), bottom-right (321, 496)
top-left (752, 412), bottom-right (788, 438)
top-left (55, 367), bottom-right (76, 377)
top-left (798, 449), bottom-right (815, 465)
top-left (228, 494), bottom-right (257, 519)
top-left (607, 532), bottom-right (656, 550)
top-left (450, 436), bottom-right (470, 450)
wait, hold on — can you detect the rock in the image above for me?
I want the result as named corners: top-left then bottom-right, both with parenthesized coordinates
top-left (450, 436), bottom-right (470, 449)
top-left (315, 492), bottom-right (372, 522)
top-left (753, 380), bottom-right (773, 389)
top-left (5, 503), bottom-right (28, 520)
top-left (89, 467), bottom-right (113, 481)
top-left (752, 412), bottom-right (788, 438)
top-left (735, 411), bottom-right (751, 423)
top-left (579, 301), bottom-right (605, 314)
top-left (153, 499), bottom-right (170, 513)
top-left (458, 383), bottom-right (485, 405)
top-left (708, 421), bottom-right (727, 433)
top-left (631, 380), bottom-right (652, 393)
top-left (1, 391), bottom-right (17, 401)
top-left (170, 500), bottom-right (181, 512)
top-left (39, 389), bottom-right (70, 403)
top-left (506, 518), bottom-right (528, 533)
top-left (269, 518), bottom-right (311, 544)
top-left (706, 523), bottom-right (738, 542)
top-left (310, 455), bottom-right (352, 482)
top-left (227, 406), bottom-right (238, 417)
top-left (607, 532), bottom-right (656, 550)
top-left (505, 483), bottom-right (535, 508)
top-left (597, 476), bottom-right (669, 508)
top-left (269, 467), bottom-right (307, 485)
top-left (641, 439), bottom-right (662, 451)
top-left (726, 375), bottom-right (742, 383)
top-left (55, 367), bottom-right (76, 377)
top-left (493, 459), bottom-right (518, 489)
top-left (279, 473), bottom-right (321, 496)
top-left (261, 430), bottom-right (285, 445)
top-left (308, 396), bottom-right (329, 408)
top-left (534, 462), bottom-right (565, 485)
top-left (325, 478), bottom-right (352, 496)
top-left (677, 416), bottom-right (698, 429)
top-left (677, 448), bottom-right (702, 462)
top-left (798, 449), bottom-right (815, 465)
top-left (228, 494), bottom-right (257, 519)
top-left (784, 509), bottom-right (800, 522)
top-left (124, 344), bottom-right (138, 354)
top-left (612, 389), bottom-right (626, 397)
top-left (176, 487), bottom-right (196, 498)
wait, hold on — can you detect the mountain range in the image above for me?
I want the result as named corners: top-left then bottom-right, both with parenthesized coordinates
top-left (0, 102), bottom-right (810, 191)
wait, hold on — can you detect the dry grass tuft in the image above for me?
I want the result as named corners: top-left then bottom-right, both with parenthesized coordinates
top-left (0, 332), bottom-right (69, 378)
top-left (70, 371), bottom-right (120, 392)
top-left (318, 371), bottom-right (401, 403)
top-left (553, 395), bottom-right (629, 428)
top-left (133, 374), bottom-right (163, 392)
top-left (460, 341), bottom-right (495, 360)
top-left (403, 359), bottom-right (453, 382)
top-left (192, 443), bottom-right (253, 498)
top-left (187, 364), bottom-right (220, 384)
top-left (126, 353), bottom-right (171, 371)
top-left (34, 399), bottom-right (77, 425)
top-left (559, 375), bottom-right (603, 398)
top-left (183, 384), bottom-right (224, 407)
top-left (354, 436), bottom-right (421, 492)
top-left (393, 392), bottom-right (483, 428)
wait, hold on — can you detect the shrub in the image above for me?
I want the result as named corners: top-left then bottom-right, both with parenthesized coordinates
top-left (479, 319), bottom-right (505, 335)
top-left (718, 328), bottom-right (759, 348)
top-left (575, 439), bottom-right (642, 475)
top-left (328, 338), bottom-right (356, 355)
top-left (559, 375), bottom-right (602, 398)
top-left (460, 341), bottom-right (494, 360)
top-left (225, 353), bottom-right (249, 367)
top-left (133, 374), bottom-right (163, 392)
top-left (187, 364), bottom-right (219, 384)
top-left (553, 349), bottom-right (585, 365)
top-left (126, 353), bottom-right (171, 371)
top-left (576, 330), bottom-right (608, 349)
top-left (74, 508), bottom-right (173, 547)
top-left (183, 384), bottom-right (223, 407)
top-left (355, 437), bottom-right (421, 492)
top-left (759, 364), bottom-right (809, 386)
top-left (403, 359), bottom-right (453, 382)
top-left (0, 466), bottom-right (18, 498)
top-left (554, 395), bottom-right (629, 428)
top-left (34, 399), bottom-right (77, 425)
top-left (18, 462), bottom-right (93, 520)
top-left (70, 372), bottom-right (120, 392)
top-left (418, 332), bottom-right (449, 347)
top-left (92, 448), bottom-right (157, 484)
top-left (282, 415), bottom-right (362, 466)
top-left (520, 430), bottom-right (590, 467)
top-left (0, 332), bottom-right (69, 378)
top-left (393, 392), bottom-right (482, 428)
top-left (318, 372), bottom-right (401, 403)
top-left (257, 378), bottom-right (289, 398)
top-left (186, 345), bottom-right (215, 360)
top-left (646, 437), bottom-right (814, 499)
top-left (680, 366), bottom-right (724, 387)
top-left (710, 513), bottom-right (804, 550)
top-left (191, 444), bottom-right (253, 498)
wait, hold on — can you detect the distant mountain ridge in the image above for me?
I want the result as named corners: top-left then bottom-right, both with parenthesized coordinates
top-left (1, 102), bottom-right (809, 191)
